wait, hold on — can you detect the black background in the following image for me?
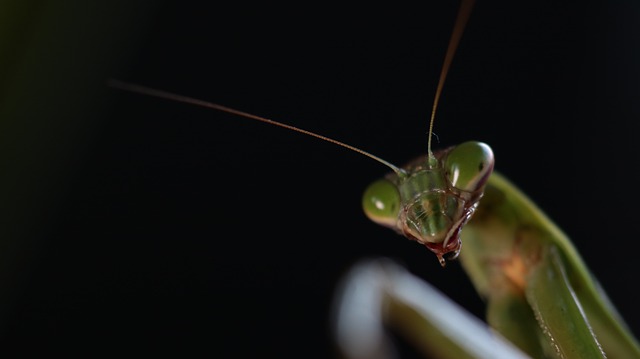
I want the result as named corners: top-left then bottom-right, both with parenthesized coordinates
top-left (3, 1), bottom-right (640, 357)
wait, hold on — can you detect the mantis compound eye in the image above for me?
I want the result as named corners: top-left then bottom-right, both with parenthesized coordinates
top-left (362, 179), bottom-right (401, 228)
top-left (444, 141), bottom-right (494, 193)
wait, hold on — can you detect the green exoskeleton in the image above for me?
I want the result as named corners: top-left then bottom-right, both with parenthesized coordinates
top-left (109, 0), bottom-right (640, 357)
top-left (336, 0), bottom-right (640, 358)
top-left (343, 167), bottom-right (640, 358)
top-left (337, 1), bottom-right (640, 358)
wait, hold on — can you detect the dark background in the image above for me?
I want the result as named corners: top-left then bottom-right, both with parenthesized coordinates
top-left (1, 1), bottom-right (639, 357)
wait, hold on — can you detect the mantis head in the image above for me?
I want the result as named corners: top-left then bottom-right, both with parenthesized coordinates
top-left (362, 141), bottom-right (494, 266)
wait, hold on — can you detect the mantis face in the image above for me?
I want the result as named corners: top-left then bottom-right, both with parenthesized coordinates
top-left (362, 141), bottom-right (494, 266)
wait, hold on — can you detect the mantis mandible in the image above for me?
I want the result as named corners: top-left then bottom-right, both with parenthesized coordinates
top-left (106, 1), bottom-right (640, 358)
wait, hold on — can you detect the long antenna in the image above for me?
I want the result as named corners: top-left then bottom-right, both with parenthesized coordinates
top-left (108, 79), bottom-right (405, 175)
top-left (427, 0), bottom-right (476, 165)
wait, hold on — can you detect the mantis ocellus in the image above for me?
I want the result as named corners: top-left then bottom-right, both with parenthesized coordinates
top-left (105, 0), bottom-right (640, 359)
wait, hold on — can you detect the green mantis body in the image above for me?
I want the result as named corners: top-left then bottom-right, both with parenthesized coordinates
top-left (338, 143), bottom-right (640, 358)
top-left (331, 2), bottom-right (640, 357)
top-left (3, 0), bottom-right (640, 357)
top-left (462, 171), bottom-right (640, 358)
top-left (110, 89), bottom-right (640, 357)
top-left (99, 1), bottom-right (640, 358)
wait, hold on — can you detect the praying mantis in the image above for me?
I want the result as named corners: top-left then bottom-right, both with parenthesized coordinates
top-left (99, 1), bottom-right (640, 358)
